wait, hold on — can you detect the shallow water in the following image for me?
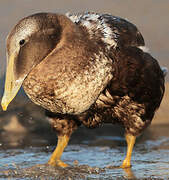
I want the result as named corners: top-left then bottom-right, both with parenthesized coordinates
top-left (0, 125), bottom-right (169, 179)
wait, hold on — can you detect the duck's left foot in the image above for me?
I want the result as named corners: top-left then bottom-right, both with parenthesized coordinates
top-left (120, 158), bottom-right (132, 169)
top-left (48, 159), bottom-right (68, 168)
top-left (48, 135), bottom-right (70, 168)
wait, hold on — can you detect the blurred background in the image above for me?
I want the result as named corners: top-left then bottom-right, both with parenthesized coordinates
top-left (0, 1), bottom-right (169, 178)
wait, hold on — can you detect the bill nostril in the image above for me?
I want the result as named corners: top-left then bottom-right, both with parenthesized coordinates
top-left (10, 82), bottom-right (13, 91)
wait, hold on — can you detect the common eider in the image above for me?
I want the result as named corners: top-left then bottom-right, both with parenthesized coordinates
top-left (1, 12), bottom-right (167, 168)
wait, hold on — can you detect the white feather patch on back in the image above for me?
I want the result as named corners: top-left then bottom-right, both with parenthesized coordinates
top-left (66, 12), bottom-right (117, 48)
top-left (161, 67), bottom-right (168, 77)
top-left (138, 46), bottom-right (149, 53)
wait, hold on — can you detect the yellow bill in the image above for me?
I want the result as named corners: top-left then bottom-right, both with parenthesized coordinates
top-left (1, 52), bottom-right (24, 111)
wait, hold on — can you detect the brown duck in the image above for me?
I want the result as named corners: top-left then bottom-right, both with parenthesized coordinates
top-left (1, 12), bottom-right (167, 168)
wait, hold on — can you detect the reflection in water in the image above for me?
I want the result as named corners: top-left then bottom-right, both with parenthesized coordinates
top-left (123, 168), bottom-right (136, 179)
top-left (0, 135), bottom-right (169, 178)
top-left (0, 125), bottom-right (169, 178)
top-left (106, 165), bottom-right (137, 179)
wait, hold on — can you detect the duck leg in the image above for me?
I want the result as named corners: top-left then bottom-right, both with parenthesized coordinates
top-left (48, 135), bottom-right (69, 167)
top-left (46, 112), bottom-right (81, 167)
top-left (121, 133), bottom-right (136, 168)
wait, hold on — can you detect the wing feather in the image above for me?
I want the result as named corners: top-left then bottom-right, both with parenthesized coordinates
top-left (66, 12), bottom-right (145, 48)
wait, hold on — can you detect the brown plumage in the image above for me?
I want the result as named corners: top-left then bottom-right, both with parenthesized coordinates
top-left (1, 12), bottom-right (167, 168)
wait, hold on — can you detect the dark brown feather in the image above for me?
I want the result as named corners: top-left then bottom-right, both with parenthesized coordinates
top-left (19, 12), bottom-right (165, 137)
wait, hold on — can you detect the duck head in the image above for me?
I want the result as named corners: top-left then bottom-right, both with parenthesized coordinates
top-left (1, 13), bottom-right (71, 110)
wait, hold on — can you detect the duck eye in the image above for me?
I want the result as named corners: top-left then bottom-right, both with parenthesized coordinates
top-left (19, 39), bottom-right (25, 46)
